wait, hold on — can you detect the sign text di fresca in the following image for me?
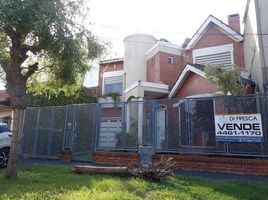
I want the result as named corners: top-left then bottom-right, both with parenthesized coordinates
top-left (214, 114), bottom-right (263, 143)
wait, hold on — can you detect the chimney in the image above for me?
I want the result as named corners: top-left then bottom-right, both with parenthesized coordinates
top-left (228, 14), bottom-right (240, 33)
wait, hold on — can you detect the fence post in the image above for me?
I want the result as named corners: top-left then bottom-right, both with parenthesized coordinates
top-left (33, 108), bottom-right (41, 155)
top-left (259, 95), bottom-right (268, 154)
top-left (62, 105), bottom-right (69, 151)
top-left (265, 95), bottom-right (268, 154)
top-left (138, 98), bottom-right (144, 146)
top-left (151, 100), bottom-right (156, 151)
top-left (71, 104), bottom-right (78, 155)
top-left (19, 109), bottom-right (26, 157)
top-left (224, 95), bottom-right (230, 154)
top-left (94, 103), bottom-right (100, 152)
top-left (47, 107), bottom-right (55, 156)
top-left (122, 102), bottom-right (126, 150)
top-left (186, 99), bottom-right (192, 152)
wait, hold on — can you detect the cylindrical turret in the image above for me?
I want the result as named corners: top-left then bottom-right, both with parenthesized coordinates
top-left (124, 34), bottom-right (157, 89)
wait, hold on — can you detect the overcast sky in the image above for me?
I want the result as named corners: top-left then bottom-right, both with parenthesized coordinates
top-left (84, 0), bottom-right (248, 87)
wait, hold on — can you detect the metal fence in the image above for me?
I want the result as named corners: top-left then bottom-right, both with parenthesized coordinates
top-left (154, 95), bottom-right (268, 157)
top-left (21, 94), bottom-right (268, 160)
top-left (22, 106), bottom-right (67, 158)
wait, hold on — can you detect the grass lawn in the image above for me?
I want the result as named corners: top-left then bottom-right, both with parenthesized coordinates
top-left (0, 165), bottom-right (268, 200)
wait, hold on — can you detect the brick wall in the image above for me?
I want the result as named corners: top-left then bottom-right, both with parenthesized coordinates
top-left (159, 52), bottom-right (184, 86)
top-left (93, 151), bottom-right (268, 175)
top-left (93, 151), bottom-right (139, 165)
top-left (228, 14), bottom-right (241, 33)
top-left (147, 55), bottom-right (160, 83)
top-left (174, 73), bottom-right (218, 99)
top-left (147, 52), bottom-right (184, 86)
top-left (154, 154), bottom-right (268, 176)
top-left (189, 23), bottom-right (245, 69)
top-left (100, 107), bottom-right (122, 118)
top-left (98, 60), bottom-right (124, 97)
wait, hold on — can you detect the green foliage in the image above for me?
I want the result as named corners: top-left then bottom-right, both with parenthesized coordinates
top-left (0, 0), bottom-right (104, 100)
top-left (116, 118), bottom-right (138, 148)
top-left (205, 64), bottom-right (242, 95)
top-left (1, 164), bottom-right (268, 199)
top-left (106, 92), bottom-right (121, 102)
top-left (25, 67), bottom-right (97, 107)
top-left (0, 0), bottom-right (104, 179)
top-left (26, 83), bottom-right (96, 107)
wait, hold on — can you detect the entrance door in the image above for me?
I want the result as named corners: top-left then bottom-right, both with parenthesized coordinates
top-left (65, 104), bottom-right (96, 161)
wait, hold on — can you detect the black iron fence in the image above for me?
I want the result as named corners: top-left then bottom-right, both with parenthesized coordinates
top-left (21, 94), bottom-right (268, 160)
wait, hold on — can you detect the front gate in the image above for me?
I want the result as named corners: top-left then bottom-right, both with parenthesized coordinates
top-left (64, 104), bottom-right (96, 161)
top-left (22, 104), bottom-right (97, 161)
top-left (22, 106), bottom-right (67, 158)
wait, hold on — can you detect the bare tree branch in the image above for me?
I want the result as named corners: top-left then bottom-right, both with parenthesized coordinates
top-left (24, 62), bottom-right (39, 79)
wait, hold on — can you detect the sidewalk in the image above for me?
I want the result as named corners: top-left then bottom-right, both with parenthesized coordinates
top-left (19, 157), bottom-right (268, 183)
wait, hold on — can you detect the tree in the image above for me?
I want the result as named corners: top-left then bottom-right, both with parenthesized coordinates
top-left (181, 38), bottom-right (190, 48)
top-left (0, 0), bottom-right (103, 179)
top-left (205, 64), bottom-right (242, 95)
top-left (26, 83), bottom-right (97, 106)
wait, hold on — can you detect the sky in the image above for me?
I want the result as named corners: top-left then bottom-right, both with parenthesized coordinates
top-left (83, 0), bottom-right (248, 87)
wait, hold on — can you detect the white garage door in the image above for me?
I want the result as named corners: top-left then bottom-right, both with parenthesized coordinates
top-left (98, 119), bottom-right (122, 148)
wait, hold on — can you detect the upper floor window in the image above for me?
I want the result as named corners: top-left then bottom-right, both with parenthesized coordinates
top-left (104, 82), bottom-right (123, 95)
top-left (151, 58), bottom-right (155, 67)
top-left (102, 71), bottom-right (124, 96)
top-left (193, 44), bottom-right (234, 69)
top-left (168, 56), bottom-right (174, 64)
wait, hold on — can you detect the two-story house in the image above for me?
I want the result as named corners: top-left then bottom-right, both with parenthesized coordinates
top-left (98, 14), bottom-right (244, 101)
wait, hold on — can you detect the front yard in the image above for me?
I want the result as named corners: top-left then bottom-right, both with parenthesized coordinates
top-left (0, 165), bottom-right (268, 200)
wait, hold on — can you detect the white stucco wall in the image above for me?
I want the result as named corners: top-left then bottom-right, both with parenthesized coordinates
top-left (243, 0), bottom-right (268, 92)
top-left (258, 0), bottom-right (268, 91)
top-left (123, 34), bottom-right (157, 89)
top-left (243, 0), bottom-right (263, 91)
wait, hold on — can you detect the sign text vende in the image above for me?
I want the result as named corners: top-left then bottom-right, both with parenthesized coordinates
top-left (214, 114), bottom-right (263, 143)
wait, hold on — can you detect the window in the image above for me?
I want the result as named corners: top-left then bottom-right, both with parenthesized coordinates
top-left (193, 44), bottom-right (234, 69)
top-left (103, 74), bottom-right (123, 95)
top-left (168, 56), bottom-right (174, 64)
top-left (104, 82), bottom-right (123, 95)
top-left (151, 58), bottom-right (155, 67)
top-left (195, 52), bottom-right (232, 68)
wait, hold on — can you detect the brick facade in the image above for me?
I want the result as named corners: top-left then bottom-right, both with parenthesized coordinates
top-left (100, 107), bottom-right (122, 118)
top-left (92, 151), bottom-right (268, 175)
top-left (228, 14), bottom-right (241, 33)
top-left (187, 23), bottom-right (244, 70)
top-left (154, 154), bottom-right (268, 176)
top-left (147, 52), bottom-right (184, 86)
top-left (93, 151), bottom-right (139, 165)
top-left (174, 73), bottom-right (218, 99)
top-left (97, 15), bottom-right (245, 99)
top-left (98, 59), bottom-right (124, 97)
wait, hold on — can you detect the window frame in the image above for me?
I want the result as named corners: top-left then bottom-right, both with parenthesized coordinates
top-left (168, 56), bottom-right (174, 65)
top-left (102, 70), bottom-right (124, 96)
top-left (192, 44), bottom-right (234, 69)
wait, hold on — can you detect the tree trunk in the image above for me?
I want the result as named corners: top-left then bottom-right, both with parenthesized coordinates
top-left (5, 108), bottom-right (24, 180)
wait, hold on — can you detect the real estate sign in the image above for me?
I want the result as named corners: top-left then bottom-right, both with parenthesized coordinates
top-left (215, 114), bottom-right (263, 143)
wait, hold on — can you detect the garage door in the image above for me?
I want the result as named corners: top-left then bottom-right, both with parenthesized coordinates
top-left (98, 119), bottom-right (122, 148)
